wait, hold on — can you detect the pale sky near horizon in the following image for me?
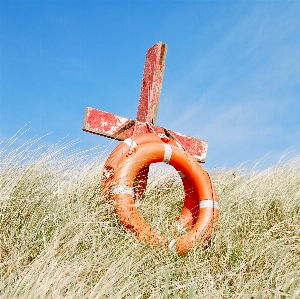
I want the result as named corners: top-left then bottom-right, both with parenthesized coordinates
top-left (1, 1), bottom-right (300, 170)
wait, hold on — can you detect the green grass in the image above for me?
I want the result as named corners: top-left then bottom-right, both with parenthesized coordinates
top-left (0, 134), bottom-right (299, 298)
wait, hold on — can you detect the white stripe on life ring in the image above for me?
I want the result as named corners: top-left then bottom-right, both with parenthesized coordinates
top-left (168, 238), bottom-right (177, 252)
top-left (111, 185), bottom-right (134, 196)
top-left (123, 138), bottom-right (137, 148)
top-left (200, 200), bottom-right (219, 210)
top-left (163, 144), bottom-right (172, 163)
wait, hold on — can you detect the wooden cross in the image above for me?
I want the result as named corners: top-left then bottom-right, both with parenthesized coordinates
top-left (82, 42), bottom-right (208, 162)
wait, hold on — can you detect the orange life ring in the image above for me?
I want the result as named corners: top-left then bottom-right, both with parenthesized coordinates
top-left (110, 142), bottom-right (219, 255)
top-left (101, 133), bottom-right (199, 231)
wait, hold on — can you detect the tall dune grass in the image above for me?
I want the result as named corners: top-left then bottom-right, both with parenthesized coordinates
top-left (0, 134), bottom-right (299, 298)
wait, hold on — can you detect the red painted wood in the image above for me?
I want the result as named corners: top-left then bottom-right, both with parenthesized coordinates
top-left (168, 130), bottom-right (208, 162)
top-left (83, 108), bottom-right (134, 139)
top-left (83, 107), bottom-right (208, 162)
top-left (116, 121), bottom-right (164, 139)
top-left (136, 42), bottom-right (167, 125)
top-left (82, 42), bottom-right (209, 162)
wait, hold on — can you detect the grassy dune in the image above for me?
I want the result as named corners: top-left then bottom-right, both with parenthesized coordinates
top-left (0, 135), bottom-right (299, 298)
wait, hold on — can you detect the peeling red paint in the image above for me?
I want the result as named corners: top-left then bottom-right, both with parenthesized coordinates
top-left (82, 107), bottom-right (208, 162)
top-left (168, 130), bottom-right (208, 162)
top-left (136, 42), bottom-right (167, 125)
top-left (83, 108), bottom-right (134, 138)
top-left (82, 42), bottom-right (209, 162)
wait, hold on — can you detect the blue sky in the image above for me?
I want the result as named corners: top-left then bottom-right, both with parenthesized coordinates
top-left (1, 1), bottom-right (300, 170)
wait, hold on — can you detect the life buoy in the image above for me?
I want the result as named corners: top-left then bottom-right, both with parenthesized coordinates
top-left (101, 133), bottom-right (199, 231)
top-left (110, 142), bottom-right (219, 255)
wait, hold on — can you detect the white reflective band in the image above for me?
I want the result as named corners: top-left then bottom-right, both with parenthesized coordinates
top-left (163, 144), bottom-right (172, 163)
top-left (168, 238), bottom-right (177, 252)
top-left (123, 138), bottom-right (137, 148)
top-left (176, 221), bottom-right (187, 234)
top-left (111, 185), bottom-right (134, 196)
top-left (200, 200), bottom-right (219, 210)
top-left (178, 171), bottom-right (185, 178)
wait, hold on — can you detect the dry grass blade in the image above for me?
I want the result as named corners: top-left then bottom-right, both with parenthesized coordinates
top-left (0, 133), bottom-right (299, 298)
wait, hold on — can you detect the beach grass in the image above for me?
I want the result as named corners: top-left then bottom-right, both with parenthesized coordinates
top-left (0, 134), bottom-right (299, 298)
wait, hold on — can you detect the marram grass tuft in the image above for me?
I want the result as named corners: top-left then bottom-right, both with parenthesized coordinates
top-left (0, 135), bottom-right (299, 298)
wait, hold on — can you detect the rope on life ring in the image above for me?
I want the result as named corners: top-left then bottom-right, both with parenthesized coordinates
top-left (101, 133), bottom-right (200, 231)
top-left (110, 142), bottom-right (219, 255)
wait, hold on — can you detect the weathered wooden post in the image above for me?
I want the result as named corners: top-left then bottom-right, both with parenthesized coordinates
top-left (82, 42), bottom-right (208, 162)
